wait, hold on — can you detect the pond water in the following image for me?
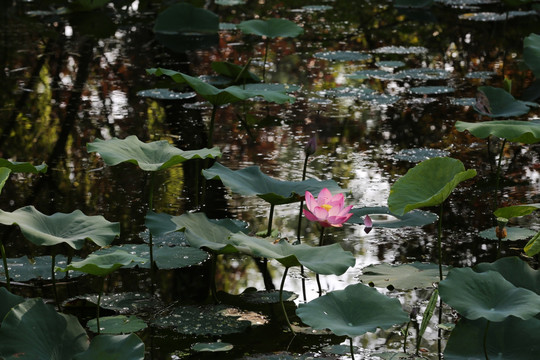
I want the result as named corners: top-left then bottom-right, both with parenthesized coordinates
top-left (1, 0), bottom-right (540, 359)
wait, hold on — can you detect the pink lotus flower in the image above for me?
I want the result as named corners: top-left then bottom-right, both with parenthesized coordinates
top-left (303, 188), bottom-right (353, 228)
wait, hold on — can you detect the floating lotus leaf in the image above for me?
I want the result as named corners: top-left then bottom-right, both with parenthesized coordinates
top-left (243, 83), bottom-right (301, 93)
top-left (7, 255), bottom-right (83, 281)
top-left (139, 229), bottom-right (187, 246)
top-left (477, 226), bottom-right (536, 241)
top-left (358, 262), bottom-right (449, 290)
top-left (372, 46), bottom-right (428, 54)
top-left (146, 68), bottom-right (294, 106)
top-left (0, 159), bottom-right (47, 173)
top-left (473, 86), bottom-right (531, 117)
top-left (237, 18), bottom-right (303, 38)
top-left (296, 283), bottom-right (409, 337)
top-left (73, 334), bottom-right (145, 360)
top-left (86, 315), bottom-right (147, 334)
top-left (444, 316), bottom-right (540, 360)
top-left (374, 352), bottom-right (427, 360)
top-left (439, 268), bottom-right (540, 321)
top-left (376, 60), bottom-right (406, 68)
top-left (450, 97), bottom-right (476, 106)
top-left (153, 3), bottom-right (218, 34)
top-left (323, 344), bottom-right (358, 355)
top-left (237, 288), bottom-right (297, 304)
top-left (219, 22), bottom-right (238, 30)
top-left (152, 304), bottom-right (252, 335)
top-left (0, 206), bottom-right (120, 249)
top-left (319, 86), bottom-right (376, 98)
top-left (388, 157), bottom-right (476, 216)
top-left (56, 250), bottom-right (146, 277)
top-left (348, 206), bottom-right (437, 228)
top-left (202, 162), bottom-right (345, 205)
top-left (455, 120), bottom-right (540, 143)
top-left (215, 0), bottom-right (246, 5)
top-left (410, 86), bottom-right (454, 95)
top-left (358, 92), bottom-right (400, 105)
top-left (473, 256), bottom-right (540, 294)
top-left (73, 292), bottom-right (159, 314)
top-left (0, 288), bottom-right (25, 320)
top-left (0, 298), bottom-right (89, 359)
top-left (87, 135), bottom-right (221, 172)
top-left (394, 148), bottom-right (450, 162)
top-left (136, 88), bottom-right (196, 100)
top-left (192, 342), bottom-right (233, 352)
top-left (346, 69), bottom-right (394, 80)
top-left (524, 33), bottom-right (540, 78)
top-left (211, 61), bottom-right (260, 83)
top-left (465, 71), bottom-right (495, 79)
top-left (435, 0), bottom-right (499, 6)
top-left (313, 51), bottom-right (372, 61)
top-left (494, 203), bottom-right (540, 218)
top-left (398, 68), bottom-right (451, 80)
top-left (302, 5), bottom-right (333, 11)
top-left (458, 10), bottom-right (537, 21)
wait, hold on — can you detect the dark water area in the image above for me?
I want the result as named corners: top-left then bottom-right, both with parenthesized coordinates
top-left (1, 0), bottom-right (540, 358)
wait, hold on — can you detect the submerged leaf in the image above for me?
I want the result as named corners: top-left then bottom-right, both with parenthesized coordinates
top-left (87, 135), bottom-right (221, 171)
top-left (0, 206), bottom-right (120, 249)
top-left (296, 283), bottom-right (409, 337)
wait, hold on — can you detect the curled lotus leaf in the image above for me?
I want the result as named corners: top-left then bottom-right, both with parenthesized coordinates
top-left (87, 135), bottom-right (221, 172)
top-left (296, 283), bottom-right (409, 337)
top-left (455, 120), bottom-right (540, 144)
top-left (0, 206), bottom-right (120, 249)
top-left (472, 86), bottom-right (531, 117)
top-left (56, 250), bottom-right (146, 277)
top-left (494, 203), bottom-right (540, 218)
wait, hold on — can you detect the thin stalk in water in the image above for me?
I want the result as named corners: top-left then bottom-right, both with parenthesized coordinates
top-left (483, 320), bottom-right (491, 360)
top-left (96, 276), bottom-right (105, 335)
top-left (494, 139), bottom-right (507, 210)
top-left (296, 153), bottom-right (310, 302)
top-left (349, 337), bottom-right (355, 360)
top-left (207, 104), bottom-right (218, 148)
top-left (279, 267), bottom-right (294, 333)
top-left (316, 227), bottom-right (325, 296)
top-left (437, 204), bottom-right (444, 281)
top-left (51, 250), bottom-right (61, 312)
top-left (403, 321), bottom-right (410, 353)
top-left (262, 39), bottom-right (269, 82)
top-left (148, 172), bottom-right (156, 294)
top-left (0, 239), bottom-right (10, 292)
top-left (209, 252), bottom-right (219, 304)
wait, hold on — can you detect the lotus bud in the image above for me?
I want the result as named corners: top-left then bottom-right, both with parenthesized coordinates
top-left (364, 214), bottom-right (373, 234)
top-left (495, 217), bottom-right (508, 239)
top-left (304, 135), bottom-right (317, 156)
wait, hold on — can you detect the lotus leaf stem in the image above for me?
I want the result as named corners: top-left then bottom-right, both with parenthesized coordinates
top-left (403, 321), bottom-right (410, 353)
top-left (210, 252), bottom-right (219, 304)
top-left (262, 39), bottom-right (269, 82)
top-left (207, 104), bottom-right (218, 148)
top-left (437, 204), bottom-right (443, 281)
top-left (148, 171), bottom-right (156, 295)
top-left (0, 239), bottom-right (10, 292)
top-left (296, 152), bottom-right (310, 302)
top-left (494, 139), bottom-right (507, 211)
top-left (96, 276), bottom-right (104, 335)
top-left (349, 337), bottom-right (355, 360)
top-left (51, 251), bottom-right (61, 312)
top-left (483, 320), bottom-right (491, 360)
top-left (316, 227), bottom-right (325, 296)
top-left (279, 267), bottom-right (294, 333)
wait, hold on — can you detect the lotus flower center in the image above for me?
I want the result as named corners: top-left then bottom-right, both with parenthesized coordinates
top-left (321, 204), bottom-right (333, 212)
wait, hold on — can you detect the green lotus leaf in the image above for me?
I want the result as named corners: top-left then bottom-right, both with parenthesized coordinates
top-left (136, 88), bottom-right (196, 100)
top-left (296, 283), bottom-right (409, 337)
top-left (473, 256), bottom-right (540, 294)
top-left (56, 250), bottom-right (146, 276)
top-left (348, 206), bottom-right (437, 228)
top-left (146, 68), bottom-right (294, 106)
top-left (473, 86), bottom-right (531, 117)
top-left (372, 46), bottom-right (428, 54)
top-left (494, 203), bottom-right (540, 218)
top-left (358, 262), bottom-right (450, 290)
top-left (313, 51), bottom-right (372, 61)
top-left (224, 287), bottom-right (297, 304)
top-left (388, 157), bottom-right (476, 216)
top-left (71, 292), bottom-right (159, 314)
top-left (192, 342), bottom-right (233, 352)
top-left (478, 226), bottom-right (536, 241)
top-left (0, 167), bottom-right (11, 194)
top-left (152, 304), bottom-right (252, 335)
top-left (96, 243), bottom-right (208, 270)
top-left (216, 0), bottom-right (246, 5)
top-left (439, 267), bottom-right (540, 321)
top-left (374, 352), bottom-right (426, 360)
top-left (397, 68), bottom-right (450, 80)
top-left (444, 316), bottom-right (540, 360)
top-left (0, 159), bottom-right (47, 173)
top-left (0, 206), bottom-right (120, 249)
top-left (455, 120), bottom-right (540, 144)
top-left (230, 234), bottom-right (355, 275)
top-left (0, 298), bottom-right (89, 359)
top-left (153, 3), bottom-right (218, 34)
top-left (410, 86), bottom-right (454, 95)
top-left (376, 61), bottom-right (406, 68)
top-left (87, 135), bottom-right (221, 172)
top-left (211, 61), bottom-right (260, 83)
top-left (524, 33), bottom-right (540, 78)
top-left (0, 288), bottom-right (25, 321)
top-left (8, 255), bottom-right (83, 281)
top-left (202, 162), bottom-right (345, 205)
top-left (237, 18), bottom-right (303, 39)
top-left (525, 231), bottom-right (540, 256)
top-left (73, 334), bottom-right (144, 360)
top-left (243, 83), bottom-right (301, 93)
top-left (86, 315), bottom-right (147, 334)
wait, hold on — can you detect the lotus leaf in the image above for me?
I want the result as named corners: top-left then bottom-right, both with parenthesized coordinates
top-left (73, 292), bottom-right (159, 314)
top-left (444, 316), bottom-right (540, 360)
top-left (398, 68), bottom-right (451, 80)
top-left (348, 206), bottom-right (437, 228)
top-left (376, 61), bottom-right (405, 68)
top-left (372, 46), bottom-right (428, 54)
top-left (374, 353), bottom-right (427, 360)
top-left (0, 167), bottom-right (10, 193)
top-left (146, 68), bottom-right (294, 106)
top-left (87, 135), bottom-right (221, 171)
top-left (216, 0), bottom-right (246, 5)
top-left (388, 157), bottom-right (476, 216)
top-left (296, 283), bottom-right (409, 337)
top-left (358, 262), bottom-right (449, 290)
top-left (473, 256), bottom-right (540, 294)
top-left (237, 18), bottom-right (303, 38)
top-left (191, 342), bottom-right (233, 352)
top-left (346, 69), bottom-right (393, 80)
top-left (8, 255), bottom-right (83, 281)
top-left (494, 203), bottom-right (540, 218)
top-left (243, 83), bottom-right (301, 93)
top-left (477, 226), bottom-right (536, 241)
top-left (0, 206), bottom-right (120, 249)
top-left (86, 315), bottom-right (147, 334)
top-left (473, 86), bottom-right (531, 117)
top-left (73, 334), bottom-right (144, 360)
top-left (0, 298), bottom-right (89, 359)
top-left (313, 51), bottom-right (372, 61)
top-left (439, 267), bottom-right (540, 321)
top-left (211, 61), bottom-right (260, 83)
top-left (152, 304), bottom-right (252, 335)
top-left (394, 148), bottom-right (450, 162)
top-left (0, 159), bottom-right (46, 173)
top-left (0, 288), bottom-right (25, 320)
top-left (410, 86), bottom-right (454, 95)
top-left (136, 88), bottom-right (196, 100)
top-left (202, 162), bottom-right (345, 205)
top-left (525, 231), bottom-right (540, 256)
top-left (302, 5), bottom-right (333, 11)
top-left (455, 120), bottom-right (540, 144)
top-left (153, 3), bottom-right (218, 34)
top-left (56, 250), bottom-right (146, 276)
